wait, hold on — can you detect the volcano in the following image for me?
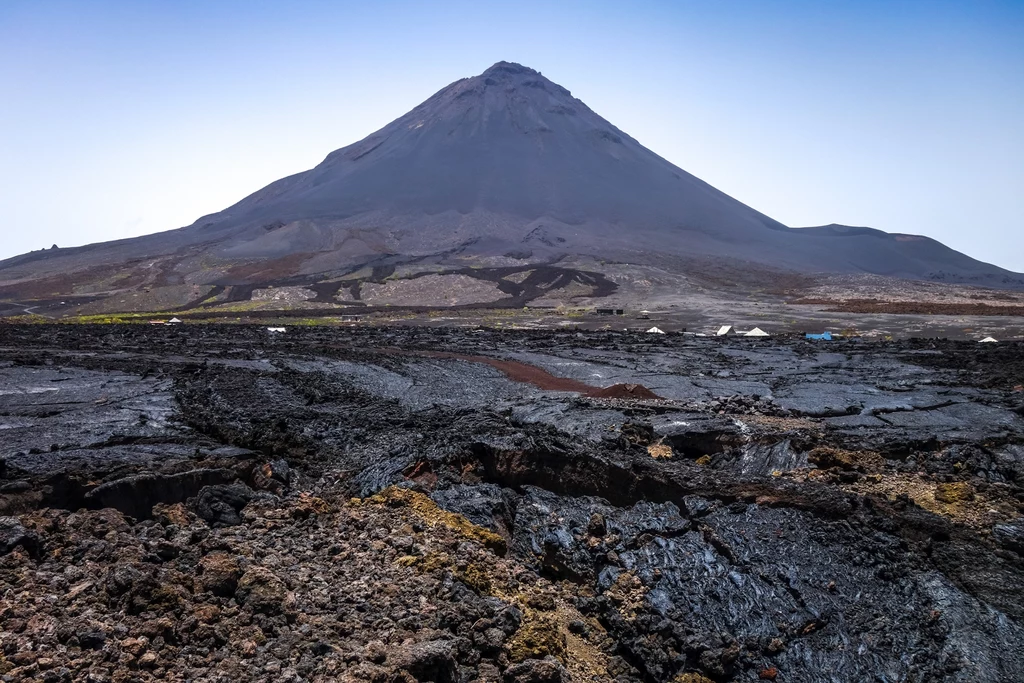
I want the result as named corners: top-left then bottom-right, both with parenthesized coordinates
top-left (1, 61), bottom-right (1020, 313)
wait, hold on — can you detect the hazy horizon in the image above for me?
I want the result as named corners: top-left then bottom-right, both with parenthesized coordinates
top-left (2, 0), bottom-right (1022, 271)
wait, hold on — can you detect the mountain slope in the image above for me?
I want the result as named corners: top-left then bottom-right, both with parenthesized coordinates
top-left (1, 61), bottom-right (1020, 309)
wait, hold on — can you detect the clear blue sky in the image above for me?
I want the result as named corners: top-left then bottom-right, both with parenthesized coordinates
top-left (2, 0), bottom-right (1022, 270)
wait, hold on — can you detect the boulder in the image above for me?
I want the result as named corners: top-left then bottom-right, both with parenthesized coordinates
top-left (197, 552), bottom-right (243, 596)
top-left (192, 482), bottom-right (255, 527)
top-left (0, 516), bottom-right (39, 557)
top-left (391, 639), bottom-right (459, 683)
top-left (503, 657), bottom-right (567, 683)
top-left (993, 519), bottom-right (1024, 554)
top-left (235, 566), bottom-right (290, 615)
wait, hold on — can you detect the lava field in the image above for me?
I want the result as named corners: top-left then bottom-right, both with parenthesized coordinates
top-left (1, 324), bottom-right (1023, 682)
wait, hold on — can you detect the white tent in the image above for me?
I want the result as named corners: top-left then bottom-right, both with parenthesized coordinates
top-left (267, 327), bottom-right (286, 333)
top-left (744, 327), bottom-right (770, 337)
top-left (979, 336), bottom-right (998, 343)
top-left (646, 326), bottom-right (666, 334)
top-left (716, 325), bottom-right (735, 336)
top-left (167, 317), bottom-right (182, 324)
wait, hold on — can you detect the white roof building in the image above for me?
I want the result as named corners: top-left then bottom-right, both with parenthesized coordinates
top-left (646, 326), bottom-right (666, 334)
top-left (716, 325), bottom-right (735, 336)
top-left (744, 327), bottom-right (770, 337)
top-left (979, 336), bottom-right (998, 343)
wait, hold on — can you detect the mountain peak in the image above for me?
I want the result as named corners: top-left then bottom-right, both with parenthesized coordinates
top-left (480, 61), bottom-right (539, 78)
top-left (1, 60), bottom-right (1018, 301)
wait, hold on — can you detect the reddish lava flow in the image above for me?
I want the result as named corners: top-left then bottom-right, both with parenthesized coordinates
top-left (409, 349), bottom-right (661, 399)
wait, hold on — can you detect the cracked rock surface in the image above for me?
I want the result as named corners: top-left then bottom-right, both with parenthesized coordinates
top-left (1, 325), bottom-right (1023, 682)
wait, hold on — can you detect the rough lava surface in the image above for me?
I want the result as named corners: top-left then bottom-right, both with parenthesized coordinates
top-left (2, 324), bottom-right (1024, 682)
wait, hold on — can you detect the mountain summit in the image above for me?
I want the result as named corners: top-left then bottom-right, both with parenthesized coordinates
top-left (181, 59), bottom-right (790, 266)
top-left (0, 61), bottom-right (1020, 310)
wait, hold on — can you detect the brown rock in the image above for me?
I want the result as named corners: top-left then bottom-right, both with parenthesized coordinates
top-left (120, 637), bottom-right (148, 657)
top-left (525, 592), bottom-right (556, 611)
top-left (198, 552), bottom-right (243, 596)
top-left (152, 503), bottom-right (192, 527)
top-left (291, 492), bottom-right (332, 519)
top-left (235, 566), bottom-right (290, 615)
top-left (192, 605), bottom-right (220, 624)
top-left (139, 617), bottom-right (176, 640)
top-left (364, 639), bottom-right (388, 664)
top-left (587, 513), bottom-right (607, 537)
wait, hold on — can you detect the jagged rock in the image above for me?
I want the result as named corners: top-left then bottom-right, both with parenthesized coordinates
top-left (699, 644), bottom-right (739, 678)
top-left (493, 602), bottom-right (523, 635)
top-left (0, 516), bottom-right (39, 557)
top-left (197, 552), bottom-right (243, 596)
top-left (192, 482), bottom-right (255, 527)
top-left (76, 630), bottom-right (107, 650)
top-left (120, 636), bottom-right (149, 657)
top-left (503, 657), bottom-right (567, 682)
top-left (363, 639), bottom-right (388, 664)
top-left (4, 326), bottom-right (1024, 683)
top-left (235, 566), bottom-right (290, 614)
top-left (253, 459), bottom-right (292, 493)
top-left (84, 468), bottom-right (237, 519)
top-left (104, 564), bottom-right (142, 597)
top-left (993, 518), bottom-right (1024, 554)
top-left (391, 639), bottom-right (459, 683)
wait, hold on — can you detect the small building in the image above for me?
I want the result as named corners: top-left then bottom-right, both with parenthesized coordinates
top-left (339, 315), bottom-right (361, 322)
top-left (595, 308), bottom-right (625, 316)
top-left (979, 336), bottom-right (998, 343)
top-left (167, 317), bottom-right (182, 325)
top-left (806, 331), bottom-right (832, 341)
top-left (639, 310), bottom-right (651, 320)
top-left (716, 325), bottom-right (736, 336)
top-left (744, 327), bottom-right (770, 337)
top-left (646, 326), bottom-right (666, 334)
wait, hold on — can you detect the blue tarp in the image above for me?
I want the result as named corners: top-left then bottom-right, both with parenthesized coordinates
top-left (806, 332), bottom-right (832, 340)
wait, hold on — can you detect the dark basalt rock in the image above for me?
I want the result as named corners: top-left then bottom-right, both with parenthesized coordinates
top-left (504, 656), bottom-right (568, 682)
top-left (2, 325), bottom-right (1024, 682)
top-left (85, 468), bottom-right (238, 520)
top-left (191, 482), bottom-right (256, 527)
top-left (993, 518), bottom-right (1024, 554)
top-left (391, 639), bottom-right (459, 683)
top-left (0, 516), bottom-right (39, 557)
